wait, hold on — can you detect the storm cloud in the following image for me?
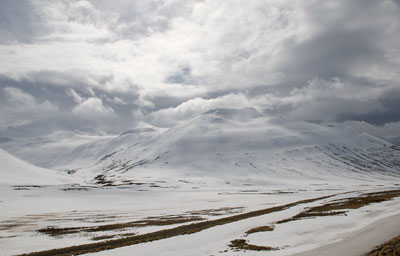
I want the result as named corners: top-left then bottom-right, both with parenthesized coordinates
top-left (0, 0), bottom-right (399, 143)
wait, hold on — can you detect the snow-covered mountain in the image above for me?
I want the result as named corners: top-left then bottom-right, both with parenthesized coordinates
top-left (0, 148), bottom-right (67, 185)
top-left (2, 108), bottom-right (400, 187)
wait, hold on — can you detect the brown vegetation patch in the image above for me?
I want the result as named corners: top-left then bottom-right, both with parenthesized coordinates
top-left (365, 234), bottom-right (400, 256)
top-left (277, 189), bottom-right (400, 224)
top-left (245, 225), bottom-right (274, 235)
top-left (229, 239), bottom-right (278, 251)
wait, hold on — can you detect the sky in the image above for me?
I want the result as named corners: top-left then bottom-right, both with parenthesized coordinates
top-left (0, 0), bottom-right (400, 144)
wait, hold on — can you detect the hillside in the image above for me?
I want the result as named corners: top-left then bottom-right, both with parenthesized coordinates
top-left (0, 148), bottom-right (67, 185)
top-left (2, 108), bottom-right (399, 187)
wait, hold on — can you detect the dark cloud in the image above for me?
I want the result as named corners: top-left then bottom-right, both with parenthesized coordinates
top-left (338, 88), bottom-right (400, 125)
top-left (280, 29), bottom-right (384, 83)
top-left (0, 0), bottom-right (40, 43)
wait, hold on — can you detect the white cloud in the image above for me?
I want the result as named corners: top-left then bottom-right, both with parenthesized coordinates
top-left (68, 88), bottom-right (84, 103)
top-left (283, 77), bottom-right (388, 121)
top-left (146, 76), bottom-right (395, 126)
top-left (1, 0), bottom-right (398, 98)
top-left (3, 87), bottom-right (57, 112)
top-left (73, 97), bottom-right (115, 118)
top-left (146, 92), bottom-right (277, 127)
top-left (0, 0), bottom-right (308, 96)
top-left (0, 87), bottom-right (58, 130)
top-left (110, 96), bottom-right (126, 105)
top-left (147, 94), bottom-right (247, 126)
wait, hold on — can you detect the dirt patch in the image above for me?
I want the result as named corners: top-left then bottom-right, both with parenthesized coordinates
top-left (12, 185), bottom-right (46, 190)
top-left (229, 239), bottom-right (278, 251)
top-left (91, 232), bottom-right (137, 241)
top-left (60, 186), bottom-right (93, 191)
top-left (218, 190), bottom-right (296, 195)
top-left (93, 174), bottom-right (115, 187)
top-left (277, 189), bottom-right (400, 224)
top-left (0, 220), bottom-right (39, 232)
top-left (38, 215), bottom-right (205, 238)
top-left (245, 225), bottom-right (274, 235)
top-left (365, 234), bottom-right (400, 256)
top-left (188, 207), bottom-right (244, 216)
top-left (91, 234), bottom-right (117, 241)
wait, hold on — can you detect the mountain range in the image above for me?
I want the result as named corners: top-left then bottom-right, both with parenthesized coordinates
top-left (1, 108), bottom-right (399, 187)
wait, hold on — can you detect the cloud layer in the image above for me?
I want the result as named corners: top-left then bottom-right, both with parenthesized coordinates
top-left (0, 0), bottom-right (399, 143)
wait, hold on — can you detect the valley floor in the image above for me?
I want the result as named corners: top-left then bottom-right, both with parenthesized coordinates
top-left (1, 180), bottom-right (400, 256)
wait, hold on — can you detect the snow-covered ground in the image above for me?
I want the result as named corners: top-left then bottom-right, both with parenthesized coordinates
top-left (85, 192), bottom-right (400, 256)
top-left (1, 108), bottom-right (400, 255)
top-left (1, 183), bottom-right (399, 256)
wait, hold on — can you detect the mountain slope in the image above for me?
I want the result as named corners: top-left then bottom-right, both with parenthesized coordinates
top-left (0, 148), bottom-right (68, 185)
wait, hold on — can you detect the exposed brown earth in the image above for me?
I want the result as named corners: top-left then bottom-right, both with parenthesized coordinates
top-left (91, 232), bottom-right (137, 241)
top-left (365, 234), bottom-right (400, 256)
top-left (277, 189), bottom-right (400, 224)
top-left (245, 225), bottom-right (274, 235)
top-left (38, 215), bottom-right (205, 238)
top-left (229, 239), bottom-right (278, 251)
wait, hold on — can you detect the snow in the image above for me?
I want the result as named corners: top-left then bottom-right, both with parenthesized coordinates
top-left (292, 212), bottom-right (400, 256)
top-left (3, 108), bottom-right (399, 188)
top-left (1, 108), bottom-right (400, 255)
top-left (0, 148), bottom-right (68, 185)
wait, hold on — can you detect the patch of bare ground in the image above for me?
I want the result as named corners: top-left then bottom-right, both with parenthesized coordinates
top-left (229, 239), bottom-right (279, 251)
top-left (245, 225), bottom-right (274, 235)
top-left (91, 232), bottom-right (137, 241)
top-left (90, 234), bottom-right (118, 241)
top-left (188, 207), bottom-right (244, 216)
top-left (365, 234), bottom-right (400, 256)
top-left (12, 185), bottom-right (46, 190)
top-left (17, 194), bottom-right (333, 256)
top-left (38, 215), bottom-right (205, 238)
top-left (218, 190), bottom-right (296, 195)
top-left (277, 189), bottom-right (400, 224)
top-left (60, 187), bottom-right (92, 191)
